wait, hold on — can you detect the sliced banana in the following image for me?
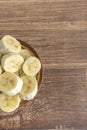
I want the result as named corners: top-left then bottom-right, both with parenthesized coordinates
top-left (20, 49), bottom-right (32, 60)
top-left (0, 93), bottom-right (21, 112)
top-left (23, 56), bottom-right (41, 77)
top-left (20, 76), bottom-right (38, 100)
top-left (0, 72), bottom-right (23, 96)
top-left (0, 35), bottom-right (41, 113)
top-left (0, 35), bottom-right (21, 54)
top-left (1, 53), bottom-right (24, 72)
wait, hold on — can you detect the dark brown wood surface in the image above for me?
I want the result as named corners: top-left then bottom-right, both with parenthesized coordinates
top-left (0, 0), bottom-right (87, 129)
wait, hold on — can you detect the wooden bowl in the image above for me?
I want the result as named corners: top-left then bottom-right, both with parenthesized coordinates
top-left (0, 39), bottom-right (43, 116)
top-left (19, 39), bottom-right (43, 106)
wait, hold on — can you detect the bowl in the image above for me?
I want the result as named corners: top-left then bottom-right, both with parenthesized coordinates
top-left (0, 39), bottom-right (43, 116)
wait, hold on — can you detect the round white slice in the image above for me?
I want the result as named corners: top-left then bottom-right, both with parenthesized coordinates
top-left (20, 49), bottom-right (32, 60)
top-left (23, 56), bottom-right (41, 77)
top-left (1, 53), bottom-right (24, 72)
top-left (0, 35), bottom-right (21, 54)
top-left (20, 76), bottom-right (38, 100)
top-left (0, 93), bottom-right (21, 112)
top-left (0, 72), bottom-right (23, 96)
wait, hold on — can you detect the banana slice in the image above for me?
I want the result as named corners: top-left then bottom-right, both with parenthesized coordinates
top-left (20, 49), bottom-right (32, 60)
top-left (0, 72), bottom-right (23, 96)
top-left (1, 53), bottom-right (24, 72)
top-left (0, 35), bottom-right (21, 54)
top-left (20, 76), bottom-right (38, 100)
top-left (23, 56), bottom-right (41, 77)
top-left (0, 65), bottom-right (2, 74)
top-left (0, 93), bottom-right (21, 112)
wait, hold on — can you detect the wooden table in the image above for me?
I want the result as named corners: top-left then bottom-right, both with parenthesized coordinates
top-left (0, 0), bottom-right (87, 129)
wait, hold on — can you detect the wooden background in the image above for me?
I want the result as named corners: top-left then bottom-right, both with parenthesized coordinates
top-left (0, 0), bottom-right (87, 129)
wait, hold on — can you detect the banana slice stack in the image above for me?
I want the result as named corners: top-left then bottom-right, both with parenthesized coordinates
top-left (0, 35), bottom-right (41, 113)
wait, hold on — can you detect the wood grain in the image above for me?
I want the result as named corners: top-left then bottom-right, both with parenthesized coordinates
top-left (0, 0), bottom-right (87, 129)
